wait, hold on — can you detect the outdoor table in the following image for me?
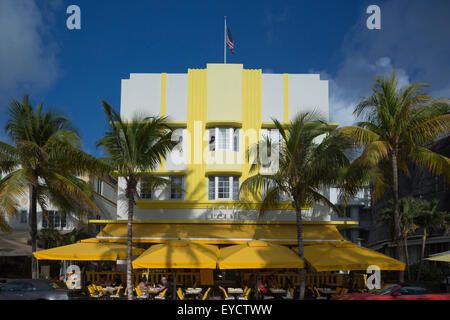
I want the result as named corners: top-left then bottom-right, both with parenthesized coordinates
top-left (102, 286), bottom-right (119, 294)
top-left (317, 288), bottom-right (337, 296)
top-left (227, 288), bottom-right (244, 299)
top-left (147, 287), bottom-right (163, 300)
top-left (269, 288), bottom-right (287, 299)
top-left (185, 288), bottom-right (203, 300)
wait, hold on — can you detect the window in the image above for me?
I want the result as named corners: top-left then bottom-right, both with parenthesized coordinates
top-left (139, 181), bottom-right (152, 199)
top-left (208, 177), bottom-right (215, 200)
top-left (170, 176), bottom-right (184, 200)
top-left (209, 128), bottom-right (239, 151)
top-left (96, 178), bottom-right (103, 195)
top-left (19, 210), bottom-right (27, 224)
top-left (0, 282), bottom-right (35, 292)
top-left (217, 176), bottom-right (230, 199)
top-left (42, 211), bottom-right (66, 229)
top-left (208, 176), bottom-right (239, 200)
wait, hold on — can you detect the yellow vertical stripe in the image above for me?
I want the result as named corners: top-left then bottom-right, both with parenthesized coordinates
top-left (186, 68), bottom-right (207, 201)
top-left (161, 73), bottom-right (167, 117)
top-left (160, 73), bottom-right (167, 171)
top-left (241, 69), bottom-right (262, 202)
top-left (283, 73), bottom-right (289, 123)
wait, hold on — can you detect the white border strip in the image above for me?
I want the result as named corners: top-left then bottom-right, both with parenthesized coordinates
top-left (97, 236), bottom-right (341, 242)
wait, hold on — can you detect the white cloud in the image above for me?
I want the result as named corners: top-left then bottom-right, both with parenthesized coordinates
top-left (264, 7), bottom-right (289, 43)
top-left (316, 0), bottom-right (450, 127)
top-left (0, 0), bottom-right (61, 116)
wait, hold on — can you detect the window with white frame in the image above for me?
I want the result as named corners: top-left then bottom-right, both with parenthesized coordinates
top-left (95, 178), bottom-right (103, 195)
top-left (260, 128), bottom-right (282, 170)
top-left (170, 176), bottom-right (184, 200)
top-left (139, 181), bottom-right (152, 199)
top-left (209, 128), bottom-right (239, 151)
top-left (42, 211), bottom-right (66, 229)
top-left (208, 176), bottom-right (240, 200)
top-left (19, 210), bottom-right (27, 224)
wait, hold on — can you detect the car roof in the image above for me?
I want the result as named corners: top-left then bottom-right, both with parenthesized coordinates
top-left (0, 279), bottom-right (57, 290)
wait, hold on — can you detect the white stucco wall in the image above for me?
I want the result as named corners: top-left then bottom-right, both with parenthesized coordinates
top-left (288, 74), bottom-right (329, 121)
top-left (165, 74), bottom-right (187, 122)
top-left (164, 128), bottom-right (187, 170)
top-left (120, 74), bottom-right (162, 120)
top-left (261, 74), bottom-right (284, 122)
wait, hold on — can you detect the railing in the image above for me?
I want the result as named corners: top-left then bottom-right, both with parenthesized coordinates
top-left (242, 272), bottom-right (367, 289)
top-left (85, 271), bottom-right (200, 287)
top-left (86, 271), bottom-right (367, 289)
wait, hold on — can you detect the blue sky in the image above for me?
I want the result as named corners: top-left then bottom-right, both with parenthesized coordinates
top-left (1, 0), bottom-right (449, 156)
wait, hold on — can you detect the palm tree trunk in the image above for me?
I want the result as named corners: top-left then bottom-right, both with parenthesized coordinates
top-left (416, 229), bottom-right (426, 281)
top-left (29, 177), bottom-right (38, 279)
top-left (126, 179), bottom-right (136, 300)
top-left (403, 234), bottom-right (410, 281)
top-left (294, 198), bottom-right (306, 300)
top-left (391, 150), bottom-right (404, 283)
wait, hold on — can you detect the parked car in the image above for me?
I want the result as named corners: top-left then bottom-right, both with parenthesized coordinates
top-left (0, 279), bottom-right (70, 300)
top-left (331, 284), bottom-right (450, 300)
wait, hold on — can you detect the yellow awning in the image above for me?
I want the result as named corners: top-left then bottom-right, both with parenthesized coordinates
top-left (132, 240), bottom-right (219, 269)
top-left (80, 238), bottom-right (100, 243)
top-left (33, 242), bottom-right (145, 261)
top-left (218, 240), bottom-right (304, 269)
top-left (296, 242), bottom-right (405, 271)
top-left (96, 222), bottom-right (344, 245)
top-left (426, 251), bottom-right (450, 263)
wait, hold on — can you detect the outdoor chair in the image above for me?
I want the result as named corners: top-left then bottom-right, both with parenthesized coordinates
top-left (96, 285), bottom-right (107, 297)
top-left (238, 288), bottom-right (251, 300)
top-left (110, 286), bottom-right (123, 298)
top-left (282, 288), bottom-right (294, 300)
top-left (154, 288), bottom-right (168, 300)
top-left (313, 286), bottom-right (327, 300)
top-left (337, 288), bottom-right (348, 295)
top-left (202, 288), bottom-right (211, 300)
top-left (87, 285), bottom-right (102, 298)
top-left (135, 286), bottom-right (148, 299)
top-left (177, 288), bottom-right (185, 300)
top-left (218, 286), bottom-right (235, 300)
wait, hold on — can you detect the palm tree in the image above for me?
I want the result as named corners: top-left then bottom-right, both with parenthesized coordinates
top-left (239, 112), bottom-right (364, 300)
top-left (379, 197), bottom-right (419, 280)
top-left (96, 100), bottom-right (178, 300)
top-left (0, 95), bottom-right (109, 278)
top-left (414, 199), bottom-right (449, 281)
top-left (340, 73), bottom-right (450, 281)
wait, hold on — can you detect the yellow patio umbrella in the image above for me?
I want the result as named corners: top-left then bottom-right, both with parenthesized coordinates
top-left (33, 242), bottom-right (145, 261)
top-left (132, 240), bottom-right (219, 269)
top-left (295, 242), bottom-right (405, 271)
top-left (425, 251), bottom-right (450, 263)
top-left (218, 240), bottom-right (304, 269)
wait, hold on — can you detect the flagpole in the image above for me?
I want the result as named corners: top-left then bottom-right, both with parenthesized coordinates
top-left (224, 16), bottom-right (227, 64)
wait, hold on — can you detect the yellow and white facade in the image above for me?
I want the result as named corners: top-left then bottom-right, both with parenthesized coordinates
top-left (116, 63), bottom-right (331, 222)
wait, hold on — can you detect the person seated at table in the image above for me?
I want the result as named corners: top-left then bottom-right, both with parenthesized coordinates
top-left (267, 275), bottom-right (279, 289)
top-left (137, 277), bottom-right (148, 292)
top-left (112, 275), bottom-right (122, 287)
top-left (157, 277), bottom-right (170, 293)
top-left (283, 278), bottom-right (294, 299)
top-left (258, 279), bottom-right (268, 295)
top-left (104, 277), bottom-right (113, 287)
top-left (247, 274), bottom-right (256, 289)
top-left (96, 275), bottom-right (107, 286)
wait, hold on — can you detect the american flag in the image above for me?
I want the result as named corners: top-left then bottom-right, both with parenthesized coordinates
top-left (226, 27), bottom-right (236, 54)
